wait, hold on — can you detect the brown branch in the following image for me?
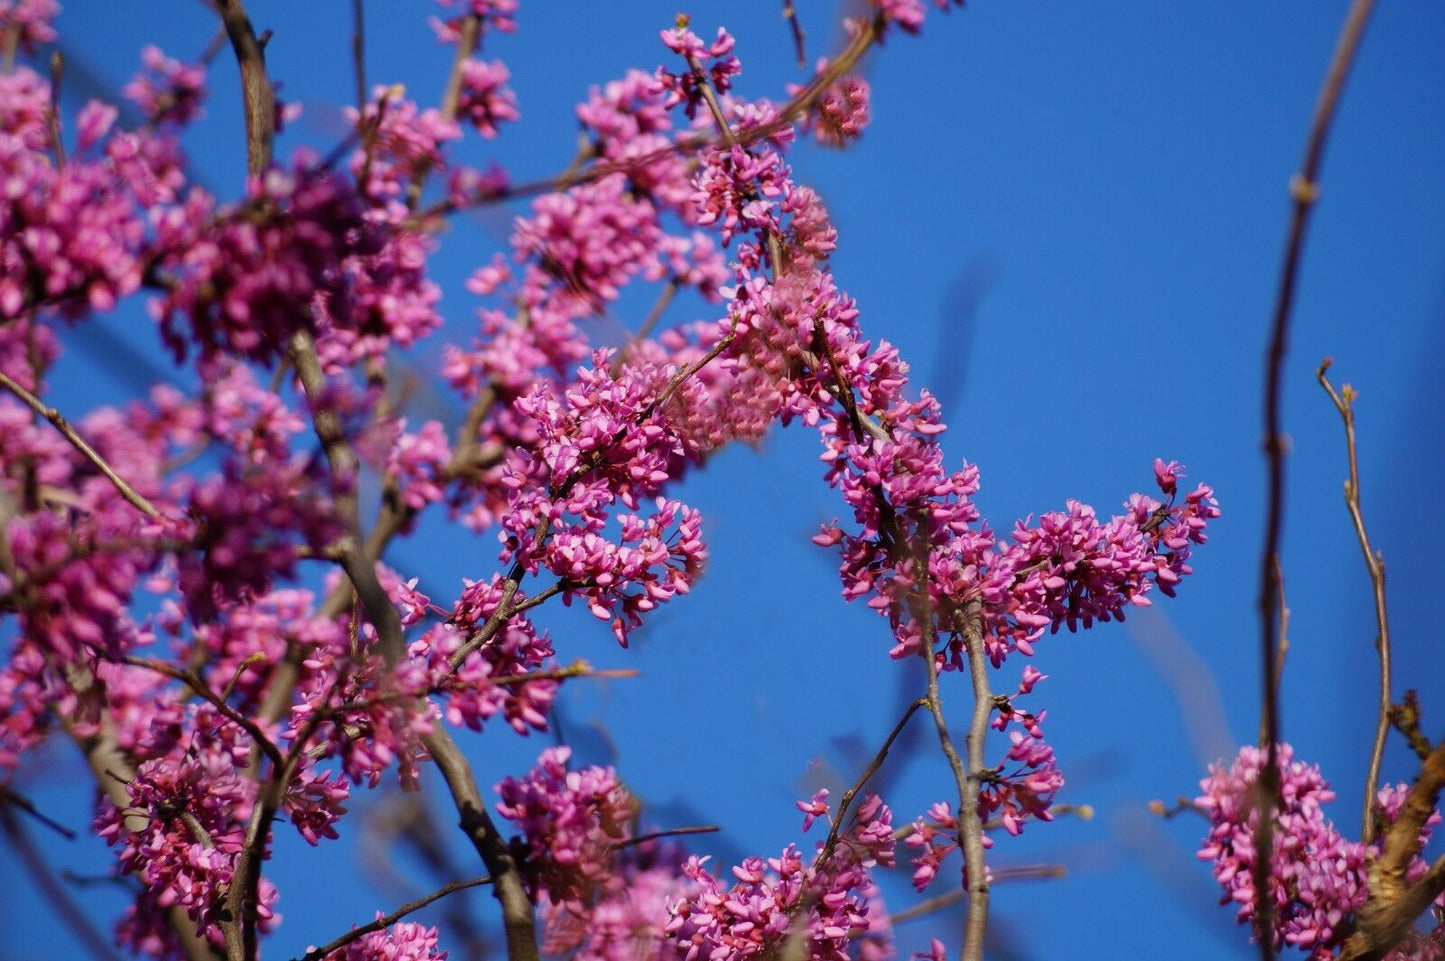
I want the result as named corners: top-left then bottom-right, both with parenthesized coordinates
top-left (0, 370), bottom-right (166, 520)
top-left (889, 865), bottom-right (1065, 926)
top-left (1254, 1), bottom-right (1376, 954)
top-left (820, 697), bottom-right (927, 864)
top-left (406, 12), bottom-right (479, 208)
top-left (216, 0), bottom-right (273, 176)
top-left (1388, 691), bottom-right (1432, 762)
top-left (296, 875), bottom-right (491, 961)
top-left (46, 50), bottom-right (65, 165)
top-left (945, 602), bottom-right (994, 961)
top-left (350, 0), bottom-right (366, 111)
top-left (610, 824), bottom-right (719, 850)
top-left (782, 0), bottom-right (806, 67)
top-left (1317, 360), bottom-right (1394, 843)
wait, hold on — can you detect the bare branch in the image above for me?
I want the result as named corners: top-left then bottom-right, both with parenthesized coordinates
top-left (216, 0), bottom-right (274, 176)
top-left (611, 825), bottom-right (719, 850)
top-left (1317, 360), bottom-right (1393, 843)
top-left (820, 697), bottom-right (927, 864)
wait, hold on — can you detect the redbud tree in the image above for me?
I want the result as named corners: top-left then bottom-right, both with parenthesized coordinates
top-left (0, 2), bottom-right (1440, 960)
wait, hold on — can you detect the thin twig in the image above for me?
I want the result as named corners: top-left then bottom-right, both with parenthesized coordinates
top-left (820, 698), bottom-right (927, 863)
top-left (889, 866), bottom-right (1065, 926)
top-left (296, 876), bottom-right (491, 961)
top-left (0, 370), bottom-right (166, 520)
top-left (1148, 796), bottom-right (1208, 821)
top-left (1387, 691), bottom-right (1432, 762)
top-left (119, 655), bottom-right (285, 770)
top-left (1255, 1), bottom-right (1376, 953)
top-left (406, 12), bottom-right (479, 208)
top-left (46, 50), bottom-right (65, 165)
top-left (1317, 360), bottom-right (1393, 843)
top-left (782, 0), bottom-right (807, 68)
top-left (611, 824), bottom-right (719, 850)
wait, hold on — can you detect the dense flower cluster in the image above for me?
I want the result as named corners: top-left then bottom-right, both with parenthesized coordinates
top-left (662, 792), bottom-right (896, 961)
top-left (1198, 744), bottom-right (1445, 959)
top-left (496, 746), bottom-right (636, 910)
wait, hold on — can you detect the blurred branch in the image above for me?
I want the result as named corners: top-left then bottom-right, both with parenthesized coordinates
top-left (1254, 0), bottom-right (1376, 954)
top-left (0, 783), bottom-right (75, 839)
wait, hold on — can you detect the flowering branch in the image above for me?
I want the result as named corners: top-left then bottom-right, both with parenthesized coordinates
top-left (296, 875), bottom-right (492, 961)
top-left (1338, 741), bottom-right (1445, 960)
top-left (1254, 1), bottom-right (1376, 953)
top-left (0, 370), bottom-right (166, 521)
top-left (286, 329), bottom-right (539, 961)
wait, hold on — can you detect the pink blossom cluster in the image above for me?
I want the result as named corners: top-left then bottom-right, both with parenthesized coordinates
top-left (93, 704), bottom-right (281, 953)
top-left (806, 71), bottom-right (872, 147)
top-left (500, 352), bottom-right (708, 645)
top-left (495, 746), bottom-right (635, 910)
top-left (456, 58), bottom-right (519, 138)
top-left (411, 575), bottom-right (558, 734)
top-left (662, 792), bottom-right (896, 961)
top-left (0, 68), bottom-right (175, 321)
top-left (123, 46), bottom-right (207, 128)
top-left (658, 25), bottom-right (741, 120)
top-left (1198, 744), bottom-right (1445, 958)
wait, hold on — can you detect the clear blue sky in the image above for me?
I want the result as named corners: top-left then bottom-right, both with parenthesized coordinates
top-left (4, 2), bottom-right (1444, 959)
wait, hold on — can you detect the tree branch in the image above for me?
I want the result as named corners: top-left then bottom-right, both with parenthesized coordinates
top-left (0, 370), bottom-right (166, 520)
top-left (1317, 360), bottom-right (1393, 843)
top-left (1254, 2), bottom-right (1376, 954)
top-left (286, 329), bottom-right (540, 961)
top-left (1338, 741), bottom-right (1445, 960)
top-left (216, 0), bottom-right (274, 176)
top-left (296, 875), bottom-right (491, 961)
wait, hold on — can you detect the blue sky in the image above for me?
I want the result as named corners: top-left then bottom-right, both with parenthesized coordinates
top-left (3, 2), bottom-right (1444, 959)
